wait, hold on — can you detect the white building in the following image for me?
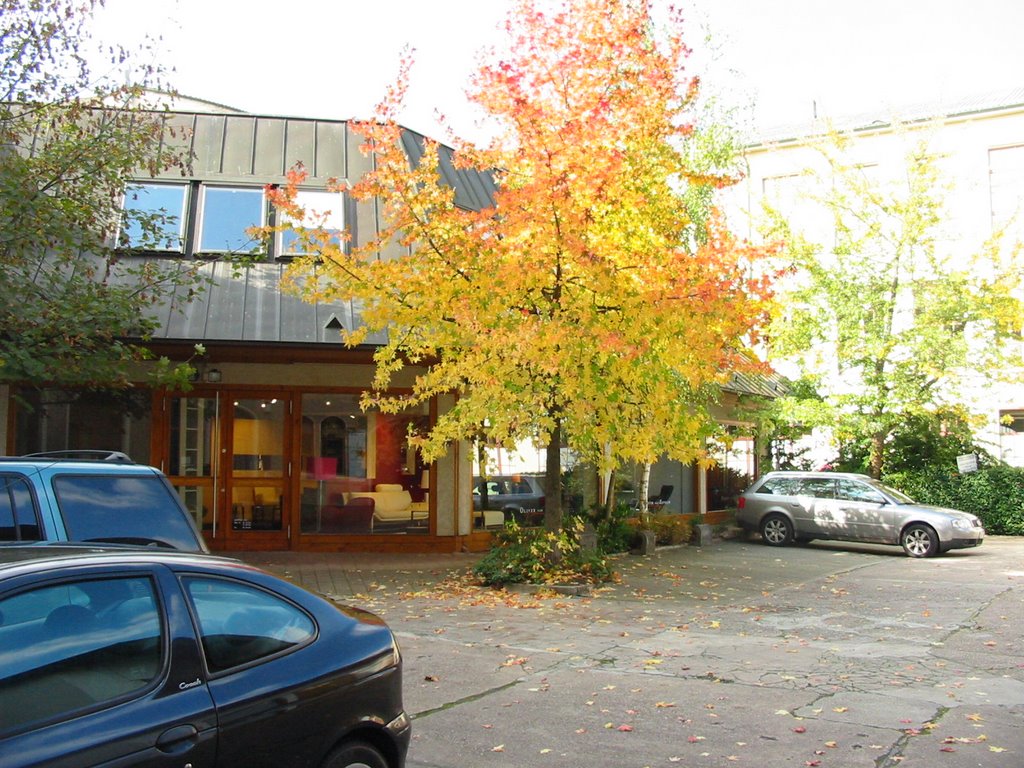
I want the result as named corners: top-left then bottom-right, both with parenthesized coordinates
top-left (725, 88), bottom-right (1024, 466)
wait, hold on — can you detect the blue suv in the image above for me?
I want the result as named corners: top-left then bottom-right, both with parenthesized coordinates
top-left (0, 452), bottom-right (206, 552)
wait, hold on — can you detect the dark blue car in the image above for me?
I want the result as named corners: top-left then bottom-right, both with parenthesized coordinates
top-left (0, 546), bottom-right (409, 767)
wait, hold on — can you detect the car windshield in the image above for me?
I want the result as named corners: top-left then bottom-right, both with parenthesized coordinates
top-left (871, 481), bottom-right (915, 504)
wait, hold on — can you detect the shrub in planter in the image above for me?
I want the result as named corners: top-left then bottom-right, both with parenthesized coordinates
top-left (646, 515), bottom-right (693, 545)
top-left (595, 514), bottom-right (637, 554)
top-left (474, 519), bottom-right (618, 587)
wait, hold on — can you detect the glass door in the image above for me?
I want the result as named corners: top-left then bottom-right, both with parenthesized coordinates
top-left (165, 394), bottom-right (221, 543)
top-left (226, 395), bottom-right (290, 548)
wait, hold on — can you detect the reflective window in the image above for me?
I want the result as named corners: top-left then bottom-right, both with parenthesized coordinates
top-left (706, 428), bottom-right (755, 510)
top-left (184, 577), bottom-right (315, 674)
top-left (0, 577), bottom-right (162, 734)
top-left (837, 479), bottom-right (885, 504)
top-left (299, 395), bottom-right (429, 536)
top-left (278, 190), bottom-right (345, 258)
top-left (199, 186), bottom-right (264, 253)
top-left (0, 475), bottom-right (40, 541)
top-left (53, 474), bottom-right (199, 550)
top-left (798, 478), bottom-right (836, 499)
top-left (120, 182), bottom-right (188, 251)
top-left (758, 476), bottom-right (804, 496)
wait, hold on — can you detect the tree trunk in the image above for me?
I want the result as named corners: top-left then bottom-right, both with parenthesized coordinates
top-left (869, 430), bottom-right (885, 479)
top-left (637, 462), bottom-right (651, 526)
top-left (604, 467), bottom-right (617, 517)
top-left (544, 421), bottom-right (563, 532)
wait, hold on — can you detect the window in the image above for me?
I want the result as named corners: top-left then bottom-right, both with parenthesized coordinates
top-left (0, 475), bottom-right (40, 541)
top-left (1001, 410), bottom-right (1024, 434)
top-left (761, 172), bottom-right (831, 244)
top-left (990, 145), bottom-right (1024, 243)
top-left (52, 474), bottom-right (200, 550)
top-left (0, 577), bottom-right (162, 734)
top-left (837, 479), bottom-right (885, 504)
top-left (119, 182), bottom-right (188, 251)
top-left (184, 577), bottom-right (315, 674)
top-left (198, 186), bottom-right (265, 254)
top-left (299, 395), bottom-right (429, 536)
top-left (706, 428), bottom-right (756, 509)
top-left (798, 478), bottom-right (836, 499)
top-left (759, 476), bottom-right (804, 496)
top-left (278, 190), bottom-right (345, 258)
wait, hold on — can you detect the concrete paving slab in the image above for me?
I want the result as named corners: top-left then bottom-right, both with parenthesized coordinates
top-left (238, 536), bottom-right (1024, 768)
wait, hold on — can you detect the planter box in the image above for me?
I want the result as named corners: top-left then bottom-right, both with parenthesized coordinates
top-left (693, 523), bottom-right (714, 547)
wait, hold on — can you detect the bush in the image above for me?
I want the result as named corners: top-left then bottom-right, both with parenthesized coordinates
top-left (884, 465), bottom-right (1024, 536)
top-left (473, 519), bottom-right (617, 587)
top-left (644, 515), bottom-right (693, 545)
top-left (583, 501), bottom-right (637, 554)
top-left (595, 514), bottom-right (636, 554)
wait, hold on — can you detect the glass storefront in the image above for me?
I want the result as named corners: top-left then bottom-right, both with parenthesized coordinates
top-left (12, 386), bottom-right (435, 550)
top-left (299, 394), bottom-right (430, 536)
top-left (167, 395), bottom-right (219, 533)
top-left (230, 397), bottom-right (287, 533)
top-left (706, 427), bottom-right (756, 510)
top-left (13, 390), bottom-right (151, 462)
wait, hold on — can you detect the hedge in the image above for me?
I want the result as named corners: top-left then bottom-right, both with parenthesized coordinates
top-left (884, 465), bottom-right (1024, 536)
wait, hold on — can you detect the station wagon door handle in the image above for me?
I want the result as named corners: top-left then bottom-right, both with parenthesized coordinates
top-left (156, 724), bottom-right (200, 754)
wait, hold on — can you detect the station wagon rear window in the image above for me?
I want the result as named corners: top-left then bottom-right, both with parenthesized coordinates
top-left (757, 476), bottom-right (804, 495)
top-left (52, 474), bottom-right (199, 549)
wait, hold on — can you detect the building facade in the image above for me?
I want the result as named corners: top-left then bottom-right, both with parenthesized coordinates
top-left (725, 89), bottom-right (1024, 466)
top-left (2, 98), bottom-right (773, 553)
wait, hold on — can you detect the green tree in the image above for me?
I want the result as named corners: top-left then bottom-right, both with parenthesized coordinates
top-left (273, 0), bottom-right (776, 531)
top-left (0, 0), bottom-right (202, 394)
top-left (766, 130), bottom-right (1023, 477)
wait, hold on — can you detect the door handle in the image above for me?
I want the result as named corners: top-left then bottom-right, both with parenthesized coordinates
top-left (156, 724), bottom-right (199, 754)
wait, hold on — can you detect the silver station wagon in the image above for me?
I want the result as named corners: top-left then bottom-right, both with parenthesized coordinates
top-left (737, 471), bottom-right (984, 558)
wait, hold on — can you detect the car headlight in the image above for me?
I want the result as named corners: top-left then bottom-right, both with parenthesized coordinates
top-left (951, 518), bottom-right (973, 531)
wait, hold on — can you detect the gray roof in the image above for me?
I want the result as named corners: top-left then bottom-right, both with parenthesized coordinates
top-left (149, 261), bottom-right (386, 346)
top-left (723, 370), bottom-right (788, 399)
top-left (750, 87), bottom-right (1024, 146)
top-left (400, 129), bottom-right (499, 212)
top-left (123, 108), bottom-right (496, 347)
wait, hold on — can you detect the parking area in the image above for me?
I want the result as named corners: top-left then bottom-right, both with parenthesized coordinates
top-left (243, 536), bottom-right (1024, 768)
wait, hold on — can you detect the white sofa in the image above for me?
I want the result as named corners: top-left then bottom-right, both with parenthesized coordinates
top-left (351, 484), bottom-right (426, 529)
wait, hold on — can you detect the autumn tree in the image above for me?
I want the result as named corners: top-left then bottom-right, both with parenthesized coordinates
top-left (274, 0), bottom-right (776, 530)
top-left (766, 131), bottom-right (1023, 478)
top-left (0, 0), bottom-right (202, 394)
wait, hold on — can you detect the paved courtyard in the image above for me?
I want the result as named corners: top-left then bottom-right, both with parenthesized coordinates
top-left (241, 536), bottom-right (1024, 768)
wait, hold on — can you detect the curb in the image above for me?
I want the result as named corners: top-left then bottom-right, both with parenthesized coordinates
top-left (502, 582), bottom-right (594, 597)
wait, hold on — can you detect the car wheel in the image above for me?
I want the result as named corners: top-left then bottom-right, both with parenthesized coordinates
top-left (760, 514), bottom-right (793, 546)
top-left (901, 523), bottom-right (939, 558)
top-left (321, 741), bottom-right (388, 768)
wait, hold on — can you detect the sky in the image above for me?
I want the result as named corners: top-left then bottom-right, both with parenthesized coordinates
top-left (89, 0), bottom-right (1024, 141)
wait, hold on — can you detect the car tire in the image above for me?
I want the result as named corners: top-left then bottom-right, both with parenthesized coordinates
top-left (901, 523), bottom-right (940, 558)
top-left (760, 514), bottom-right (793, 547)
top-left (321, 741), bottom-right (389, 768)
